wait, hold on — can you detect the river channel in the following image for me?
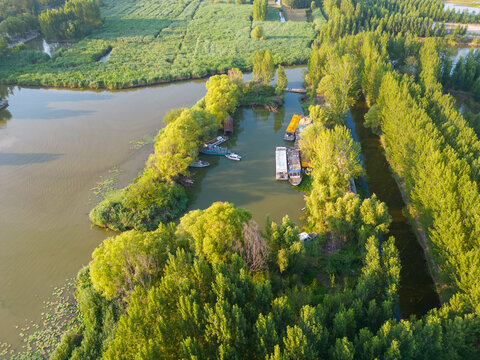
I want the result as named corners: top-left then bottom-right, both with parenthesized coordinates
top-left (0, 68), bottom-right (305, 347)
top-left (349, 103), bottom-right (440, 318)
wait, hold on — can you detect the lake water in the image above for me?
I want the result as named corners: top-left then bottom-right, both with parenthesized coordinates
top-left (444, 2), bottom-right (480, 14)
top-left (0, 69), bottom-right (305, 347)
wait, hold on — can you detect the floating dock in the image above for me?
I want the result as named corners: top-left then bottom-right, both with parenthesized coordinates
top-left (275, 147), bottom-right (288, 180)
top-left (287, 147), bottom-right (302, 186)
top-left (284, 114), bottom-right (301, 141)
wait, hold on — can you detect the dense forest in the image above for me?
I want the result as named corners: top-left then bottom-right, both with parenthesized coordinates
top-left (5, 0), bottom-right (480, 359)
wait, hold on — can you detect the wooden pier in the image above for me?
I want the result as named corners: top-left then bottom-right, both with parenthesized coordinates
top-left (285, 88), bottom-right (307, 94)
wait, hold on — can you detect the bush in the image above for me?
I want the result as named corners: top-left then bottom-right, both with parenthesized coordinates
top-left (251, 25), bottom-right (264, 40)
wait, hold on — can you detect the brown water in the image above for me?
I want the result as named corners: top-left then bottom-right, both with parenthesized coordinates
top-left (349, 103), bottom-right (440, 318)
top-left (0, 69), bottom-right (305, 347)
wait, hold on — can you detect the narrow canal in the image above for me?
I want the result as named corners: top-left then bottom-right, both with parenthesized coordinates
top-left (349, 102), bottom-right (440, 318)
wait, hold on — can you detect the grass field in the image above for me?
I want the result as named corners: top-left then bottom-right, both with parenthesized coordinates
top-left (0, 0), bottom-right (321, 89)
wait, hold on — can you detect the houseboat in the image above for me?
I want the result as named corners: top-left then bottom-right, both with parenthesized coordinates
top-left (275, 147), bottom-right (288, 180)
top-left (284, 114), bottom-right (301, 141)
top-left (287, 147), bottom-right (302, 186)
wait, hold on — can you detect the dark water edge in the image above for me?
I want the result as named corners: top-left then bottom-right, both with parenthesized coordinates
top-left (349, 102), bottom-right (440, 318)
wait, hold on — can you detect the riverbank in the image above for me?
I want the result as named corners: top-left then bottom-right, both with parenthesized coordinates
top-left (6, 32), bottom-right (42, 49)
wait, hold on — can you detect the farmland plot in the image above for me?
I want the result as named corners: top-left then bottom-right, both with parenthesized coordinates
top-left (0, 0), bottom-right (319, 89)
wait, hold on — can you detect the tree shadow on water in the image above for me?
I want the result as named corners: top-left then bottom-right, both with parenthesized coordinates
top-left (0, 109), bottom-right (12, 129)
top-left (0, 152), bottom-right (63, 166)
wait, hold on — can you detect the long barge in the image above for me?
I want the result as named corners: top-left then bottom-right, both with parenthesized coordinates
top-left (275, 147), bottom-right (288, 180)
top-left (287, 147), bottom-right (302, 186)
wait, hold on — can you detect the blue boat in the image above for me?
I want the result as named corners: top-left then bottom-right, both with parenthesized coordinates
top-left (200, 145), bottom-right (231, 155)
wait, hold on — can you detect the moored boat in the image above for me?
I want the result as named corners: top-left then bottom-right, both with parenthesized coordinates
top-left (284, 114), bottom-right (301, 141)
top-left (225, 153), bottom-right (241, 161)
top-left (294, 115), bottom-right (313, 148)
top-left (276, 147), bottom-right (288, 180)
top-left (0, 99), bottom-right (8, 110)
top-left (205, 135), bottom-right (228, 147)
top-left (189, 160), bottom-right (210, 168)
top-left (287, 147), bottom-right (302, 186)
top-left (200, 145), bottom-right (231, 155)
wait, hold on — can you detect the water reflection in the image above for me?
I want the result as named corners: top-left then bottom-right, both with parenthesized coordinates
top-left (0, 152), bottom-right (62, 166)
top-left (188, 89), bottom-right (305, 225)
top-left (350, 103), bottom-right (440, 318)
top-left (444, 2), bottom-right (480, 14)
top-left (0, 110), bottom-right (12, 129)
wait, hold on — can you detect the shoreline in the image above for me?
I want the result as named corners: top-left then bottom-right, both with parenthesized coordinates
top-left (6, 32), bottom-right (42, 49)
top-left (0, 62), bottom-right (308, 91)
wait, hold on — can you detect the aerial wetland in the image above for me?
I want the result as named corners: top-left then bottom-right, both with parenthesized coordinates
top-left (4, 0), bottom-right (480, 356)
top-left (0, 68), bottom-right (307, 347)
top-left (0, 64), bottom-right (447, 350)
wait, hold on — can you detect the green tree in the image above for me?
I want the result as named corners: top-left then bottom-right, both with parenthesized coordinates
top-left (89, 224), bottom-right (176, 301)
top-left (253, 0), bottom-right (267, 21)
top-left (265, 216), bottom-right (303, 273)
top-left (276, 65), bottom-right (287, 93)
top-left (205, 74), bottom-right (241, 124)
top-left (317, 54), bottom-right (360, 124)
top-left (176, 202), bottom-right (251, 263)
top-left (251, 25), bottom-right (264, 40)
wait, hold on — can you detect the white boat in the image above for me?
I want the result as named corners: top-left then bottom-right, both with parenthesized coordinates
top-left (225, 153), bottom-right (241, 161)
top-left (299, 232), bottom-right (318, 241)
top-left (189, 160), bottom-right (210, 168)
top-left (276, 147), bottom-right (288, 180)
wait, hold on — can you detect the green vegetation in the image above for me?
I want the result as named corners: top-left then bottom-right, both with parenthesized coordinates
top-left (251, 25), bottom-right (264, 40)
top-left (8, 0), bottom-right (480, 358)
top-left (0, 0), bottom-right (63, 19)
top-left (89, 69), bottom-right (283, 231)
top-left (253, 0), bottom-right (267, 21)
top-left (0, 13), bottom-right (39, 37)
top-left (0, 0), bottom-right (317, 89)
top-left (39, 0), bottom-right (102, 40)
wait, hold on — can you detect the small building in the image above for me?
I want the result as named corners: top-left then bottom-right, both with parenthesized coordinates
top-left (276, 147), bottom-right (288, 180)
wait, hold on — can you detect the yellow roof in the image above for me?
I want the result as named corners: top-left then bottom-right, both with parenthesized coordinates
top-left (286, 114), bottom-right (302, 133)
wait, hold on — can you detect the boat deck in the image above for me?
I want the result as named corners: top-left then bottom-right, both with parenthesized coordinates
top-left (276, 147), bottom-right (288, 180)
top-left (284, 114), bottom-right (301, 140)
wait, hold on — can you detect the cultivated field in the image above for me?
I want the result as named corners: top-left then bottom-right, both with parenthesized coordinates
top-left (0, 0), bottom-right (321, 88)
